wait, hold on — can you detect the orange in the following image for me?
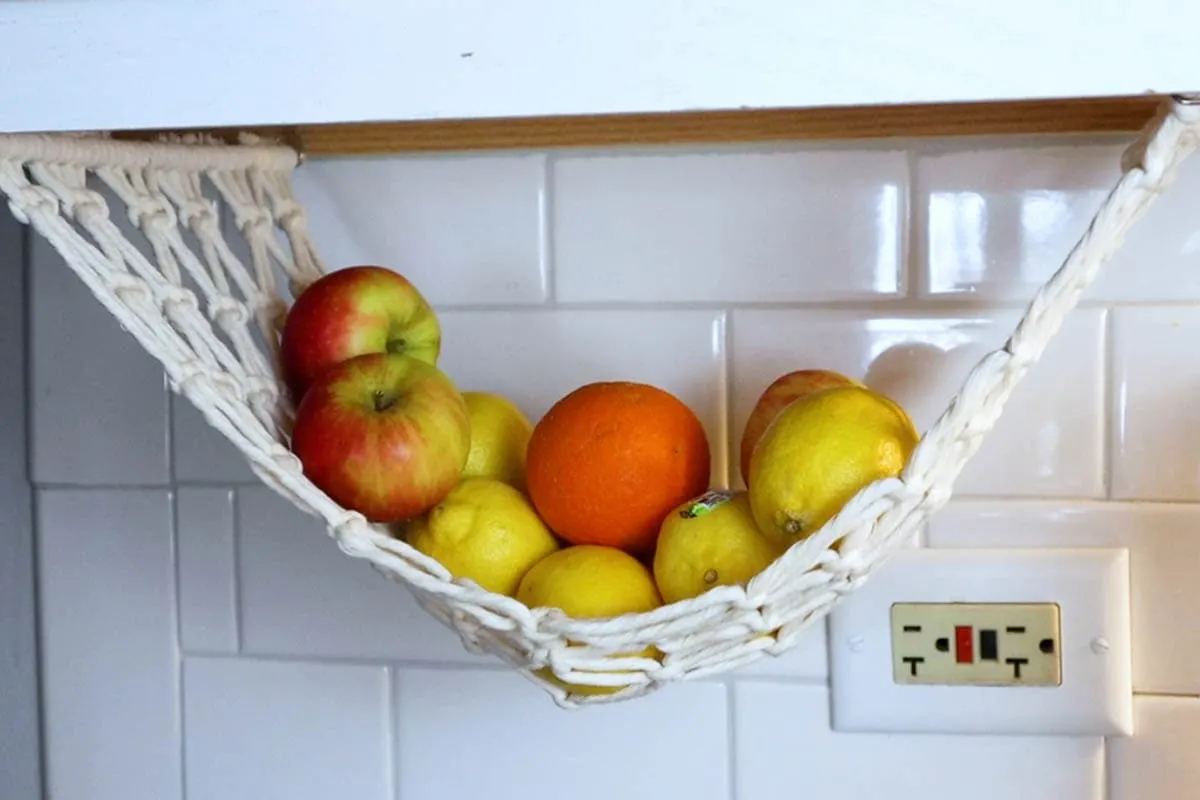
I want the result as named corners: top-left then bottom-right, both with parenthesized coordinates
top-left (525, 381), bottom-right (710, 554)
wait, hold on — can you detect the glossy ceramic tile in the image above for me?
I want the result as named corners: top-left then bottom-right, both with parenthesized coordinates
top-left (735, 683), bottom-right (1103, 800)
top-left (928, 500), bottom-right (1200, 695)
top-left (177, 488), bottom-right (238, 654)
top-left (37, 489), bottom-right (180, 800)
top-left (438, 308), bottom-right (728, 486)
top-left (184, 657), bottom-right (391, 800)
top-left (395, 669), bottom-right (728, 800)
top-left (293, 154), bottom-right (548, 305)
top-left (1111, 307), bottom-right (1200, 501)
top-left (730, 309), bottom-right (1105, 497)
top-left (733, 617), bottom-right (829, 681)
top-left (236, 486), bottom-right (486, 662)
top-left (172, 395), bottom-right (258, 483)
top-left (29, 233), bottom-right (169, 485)
top-left (553, 147), bottom-right (906, 302)
top-left (919, 140), bottom-right (1200, 301)
top-left (1108, 696), bottom-right (1200, 800)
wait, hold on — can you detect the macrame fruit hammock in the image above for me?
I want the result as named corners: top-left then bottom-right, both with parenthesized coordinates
top-left (2, 97), bottom-right (1196, 708)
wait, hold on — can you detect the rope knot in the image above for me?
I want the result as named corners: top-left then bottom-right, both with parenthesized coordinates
top-left (68, 190), bottom-right (110, 225)
top-left (174, 360), bottom-right (211, 396)
top-left (244, 375), bottom-right (280, 404)
top-left (332, 512), bottom-right (372, 555)
top-left (273, 200), bottom-right (307, 230)
top-left (105, 273), bottom-right (152, 306)
top-left (14, 185), bottom-right (58, 220)
top-left (160, 287), bottom-right (200, 317)
top-left (209, 295), bottom-right (251, 330)
top-left (232, 208), bottom-right (272, 235)
top-left (128, 198), bottom-right (177, 231)
top-left (177, 198), bottom-right (219, 232)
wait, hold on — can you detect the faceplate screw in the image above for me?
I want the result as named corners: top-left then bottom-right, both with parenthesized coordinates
top-left (847, 636), bottom-right (865, 653)
top-left (1090, 636), bottom-right (1110, 655)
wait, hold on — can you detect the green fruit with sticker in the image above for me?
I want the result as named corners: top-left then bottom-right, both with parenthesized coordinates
top-left (652, 490), bottom-right (784, 604)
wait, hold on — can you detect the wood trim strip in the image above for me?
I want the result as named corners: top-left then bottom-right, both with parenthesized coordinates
top-left (118, 95), bottom-right (1164, 157)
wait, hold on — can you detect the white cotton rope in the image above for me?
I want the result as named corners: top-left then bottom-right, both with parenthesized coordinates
top-left (1, 97), bottom-right (1197, 709)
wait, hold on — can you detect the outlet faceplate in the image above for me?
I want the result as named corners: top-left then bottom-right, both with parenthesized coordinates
top-left (891, 602), bottom-right (1062, 686)
top-left (828, 547), bottom-right (1133, 736)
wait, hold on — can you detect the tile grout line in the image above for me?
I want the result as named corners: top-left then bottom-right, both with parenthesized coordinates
top-left (430, 297), bottom-right (1200, 315)
top-left (182, 650), bottom-right (512, 672)
top-left (717, 310), bottom-right (732, 490)
top-left (1101, 736), bottom-right (1111, 800)
top-left (232, 488), bottom-right (245, 654)
top-left (904, 146), bottom-right (926, 300)
top-left (37, 484), bottom-right (1200, 506)
top-left (1103, 308), bottom-right (1116, 500)
top-left (178, 660), bottom-right (189, 800)
top-left (169, 486), bottom-right (188, 799)
top-left (21, 221), bottom-right (50, 799)
top-left (725, 681), bottom-right (738, 800)
top-left (1131, 690), bottom-right (1200, 700)
top-left (389, 668), bottom-right (401, 800)
top-left (541, 151), bottom-right (557, 305)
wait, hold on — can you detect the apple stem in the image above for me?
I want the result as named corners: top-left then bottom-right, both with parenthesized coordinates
top-left (373, 391), bottom-right (396, 412)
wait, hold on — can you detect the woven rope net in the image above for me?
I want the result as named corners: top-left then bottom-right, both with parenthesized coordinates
top-left (3, 99), bottom-right (1197, 707)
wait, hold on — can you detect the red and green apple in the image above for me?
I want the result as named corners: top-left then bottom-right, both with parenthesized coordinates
top-left (280, 265), bottom-right (441, 402)
top-left (290, 352), bottom-right (470, 522)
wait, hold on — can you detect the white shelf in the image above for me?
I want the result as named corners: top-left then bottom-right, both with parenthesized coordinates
top-left (1, 0), bottom-right (1198, 134)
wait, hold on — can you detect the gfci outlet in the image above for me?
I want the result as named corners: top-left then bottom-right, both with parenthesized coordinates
top-left (828, 548), bottom-right (1132, 737)
top-left (891, 602), bottom-right (1062, 686)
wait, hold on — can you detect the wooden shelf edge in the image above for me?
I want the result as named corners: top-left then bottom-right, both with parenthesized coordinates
top-left (115, 95), bottom-right (1165, 157)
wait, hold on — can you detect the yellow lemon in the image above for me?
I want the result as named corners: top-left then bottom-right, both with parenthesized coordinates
top-left (407, 478), bottom-right (559, 597)
top-left (461, 391), bottom-right (533, 490)
top-left (517, 545), bottom-right (662, 696)
top-left (748, 384), bottom-right (919, 549)
top-left (652, 490), bottom-right (783, 604)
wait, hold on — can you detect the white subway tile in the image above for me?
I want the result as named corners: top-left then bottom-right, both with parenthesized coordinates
top-left (236, 486), bottom-right (484, 662)
top-left (928, 500), bottom-right (1200, 695)
top-left (1109, 695), bottom-right (1200, 800)
top-left (1112, 307), bottom-right (1200, 501)
top-left (172, 396), bottom-right (258, 483)
top-left (918, 140), bottom-right (1200, 301)
top-left (395, 669), bottom-right (728, 800)
top-left (293, 154), bottom-right (548, 305)
top-left (438, 308), bottom-right (727, 486)
top-left (730, 309), bottom-right (1105, 497)
top-left (184, 657), bottom-right (391, 800)
top-left (735, 683), bottom-right (1103, 800)
top-left (734, 618), bottom-right (828, 681)
top-left (177, 488), bottom-right (238, 654)
top-left (29, 234), bottom-right (169, 485)
top-left (37, 489), bottom-right (180, 800)
top-left (553, 147), bottom-right (906, 302)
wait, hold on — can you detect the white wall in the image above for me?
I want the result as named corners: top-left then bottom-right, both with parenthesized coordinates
top-left (26, 132), bottom-right (1200, 800)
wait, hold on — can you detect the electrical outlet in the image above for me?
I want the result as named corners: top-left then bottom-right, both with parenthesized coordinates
top-left (890, 602), bottom-right (1061, 686)
top-left (828, 547), bottom-right (1133, 736)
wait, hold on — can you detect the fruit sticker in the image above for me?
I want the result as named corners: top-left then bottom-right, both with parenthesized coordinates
top-left (680, 491), bottom-right (734, 519)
